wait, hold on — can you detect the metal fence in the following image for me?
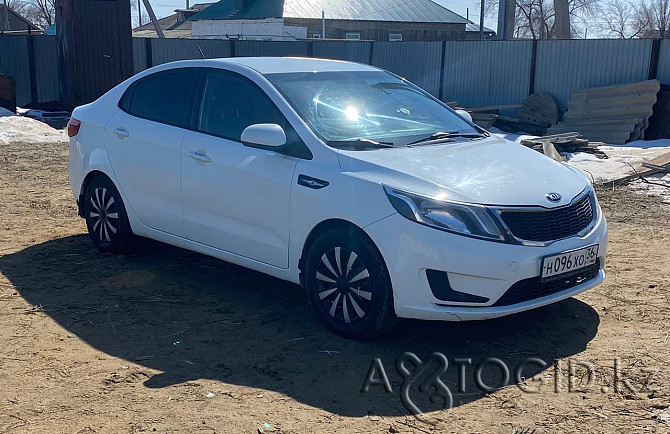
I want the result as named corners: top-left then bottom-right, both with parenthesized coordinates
top-left (1, 35), bottom-right (670, 113)
top-left (534, 39), bottom-right (655, 108)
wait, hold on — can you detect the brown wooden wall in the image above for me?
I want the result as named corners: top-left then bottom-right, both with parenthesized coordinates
top-left (55, 0), bottom-right (133, 110)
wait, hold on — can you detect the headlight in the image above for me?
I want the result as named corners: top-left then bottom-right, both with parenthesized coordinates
top-left (384, 186), bottom-right (509, 242)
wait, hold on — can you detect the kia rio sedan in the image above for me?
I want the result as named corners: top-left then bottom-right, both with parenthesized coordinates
top-left (68, 57), bottom-right (607, 339)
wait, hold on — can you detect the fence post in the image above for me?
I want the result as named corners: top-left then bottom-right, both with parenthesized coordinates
top-left (230, 39), bottom-right (236, 58)
top-left (144, 37), bottom-right (153, 69)
top-left (27, 35), bottom-right (38, 105)
top-left (648, 39), bottom-right (661, 80)
top-left (438, 40), bottom-right (446, 101)
top-left (528, 39), bottom-right (538, 96)
top-left (307, 40), bottom-right (313, 58)
top-left (368, 41), bottom-right (374, 65)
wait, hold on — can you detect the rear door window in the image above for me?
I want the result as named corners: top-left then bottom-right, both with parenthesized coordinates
top-left (123, 68), bottom-right (199, 128)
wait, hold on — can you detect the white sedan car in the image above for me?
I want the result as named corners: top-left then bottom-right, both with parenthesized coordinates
top-left (68, 57), bottom-right (607, 339)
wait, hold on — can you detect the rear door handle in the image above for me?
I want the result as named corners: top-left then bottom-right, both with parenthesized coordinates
top-left (113, 127), bottom-right (129, 138)
top-left (187, 150), bottom-right (212, 164)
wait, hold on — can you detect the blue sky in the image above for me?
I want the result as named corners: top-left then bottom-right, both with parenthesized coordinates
top-left (146, 0), bottom-right (487, 28)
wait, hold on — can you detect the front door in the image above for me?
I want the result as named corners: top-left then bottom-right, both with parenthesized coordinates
top-left (181, 70), bottom-right (299, 268)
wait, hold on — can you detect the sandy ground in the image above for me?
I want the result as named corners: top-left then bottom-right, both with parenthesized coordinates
top-left (1, 138), bottom-right (670, 433)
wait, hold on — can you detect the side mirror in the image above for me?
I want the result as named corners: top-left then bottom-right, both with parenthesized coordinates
top-left (241, 123), bottom-right (287, 148)
top-left (455, 109), bottom-right (473, 123)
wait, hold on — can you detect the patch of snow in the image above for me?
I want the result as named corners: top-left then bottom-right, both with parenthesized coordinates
top-left (0, 111), bottom-right (68, 145)
top-left (617, 138), bottom-right (670, 149)
top-left (490, 127), bottom-right (670, 203)
top-left (566, 146), bottom-right (670, 183)
top-left (629, 172), bottom-right (670, 204)
top-left (490, 128), bottom-right (670, 183)
top-left (488, 127), bottom-right (536, 145)
top-left (564, 152), bottom-right (599, 163)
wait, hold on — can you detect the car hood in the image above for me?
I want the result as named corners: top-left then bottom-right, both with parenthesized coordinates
top-left (336, 135), bottom-right (589, 207)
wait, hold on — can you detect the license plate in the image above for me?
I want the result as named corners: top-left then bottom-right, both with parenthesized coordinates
top-left (541, 245), bottom-right (599, 280)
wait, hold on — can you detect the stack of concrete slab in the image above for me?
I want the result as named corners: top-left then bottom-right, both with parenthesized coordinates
top-left (546, 80), bottom-right (660, 145)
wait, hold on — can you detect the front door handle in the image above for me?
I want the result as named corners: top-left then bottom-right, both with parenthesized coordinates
top-left (113, 127), bottom-right (129, 138)
top-left (187, 150), bottom-right (212, 164)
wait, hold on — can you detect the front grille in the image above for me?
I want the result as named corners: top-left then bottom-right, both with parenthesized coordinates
top-left (500, 193), bottom-right (594, 242)
top-left (493, 261), bottom-right (601, 307)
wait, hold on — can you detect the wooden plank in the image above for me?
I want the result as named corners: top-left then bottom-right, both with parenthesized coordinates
top-left (642, 163), bottom-right (670, 173)
top-left (648, 151), bottom-right (670, 167)
top-left (463, 104), bottom-right (522, 112)
top-left (602, 150), bottom-right (670, 187)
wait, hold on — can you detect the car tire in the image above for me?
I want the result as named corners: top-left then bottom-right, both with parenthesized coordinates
top-left (303, 227), bottom-right (397, 339)
top-left (84, 175), bottom-right (135, 254)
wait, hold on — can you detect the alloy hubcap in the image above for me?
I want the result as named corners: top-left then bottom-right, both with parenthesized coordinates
top-left (315, 247), bottom-right (372, 324)
top-left (89, 187), bottom-right (119, 243)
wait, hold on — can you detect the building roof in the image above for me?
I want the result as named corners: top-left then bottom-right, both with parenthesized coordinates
top-left (0, 5), bottom-right (40, 31)
top-left (133, 3), bottom-right (214, 34)
top-left (465, 21), bottom-right (495, 34)
top-left (190, 0), bottom-right (469, 24)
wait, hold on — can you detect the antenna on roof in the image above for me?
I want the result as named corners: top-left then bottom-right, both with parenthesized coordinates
top-left (198, 45), bottom-right (206, 59)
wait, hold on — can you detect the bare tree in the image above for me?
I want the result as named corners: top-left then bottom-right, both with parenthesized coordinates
top-left (7, 0), bottom-right (29, 14)
top-left (130, 0), bottom-right (150, 29)
top-left (599, 0), bottom-right (670, 39)
top-left (635, 0), bottom-right (670, 38)
top-left (486, 0), bottom-right (598, 39)
top-left (28, 0), bottom-right (55, 27)
top-left (5, 0), bottom-right (54, 28)
top-left (601, 0), bottom-right (646, 38)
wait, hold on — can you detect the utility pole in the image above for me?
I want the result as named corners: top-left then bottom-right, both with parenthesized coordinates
top-left (479, 0), bottom-right (484, 39)
top-left (321, 10), bottom-right (325, 39)
top-left (466, 8), bottom-right (469, 20)
top-left (554, 0), bottom-right (570, 38)
top-left (497, 0), bottom-right (515, 40)
top-left (142, 0), bottom-right (165, 38)
top-left (138, 0), bottom-right (142, 26)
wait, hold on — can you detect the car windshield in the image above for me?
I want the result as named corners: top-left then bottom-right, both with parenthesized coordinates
top-left (265, 70), bottom-right (482, 149)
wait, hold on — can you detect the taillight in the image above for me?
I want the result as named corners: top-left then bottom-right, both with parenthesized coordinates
top-left (67, 118), bottom-right (81, 137)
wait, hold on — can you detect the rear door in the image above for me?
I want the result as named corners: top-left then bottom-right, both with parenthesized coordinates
top-left (105, 68), bottom-right (200, 237)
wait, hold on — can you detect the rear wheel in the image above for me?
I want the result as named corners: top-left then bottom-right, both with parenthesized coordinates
top-left (83, 175), bottom-right (134, 254)
top-left (303, 227), bottom-right (396, 339)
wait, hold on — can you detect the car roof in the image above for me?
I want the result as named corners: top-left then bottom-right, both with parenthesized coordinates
top-left (170, 57), bottom-right (381, 75)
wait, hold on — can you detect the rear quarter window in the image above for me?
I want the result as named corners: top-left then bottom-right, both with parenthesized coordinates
top-left (121, 68), bottom-right (199, 128)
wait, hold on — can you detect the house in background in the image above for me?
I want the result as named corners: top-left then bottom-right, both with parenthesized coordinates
top-left (133, 0), bottom-right (473, 42)
top-left (0, 5), bottom-right (40, 33)
top-left (465, 21), bottom-right (496, 40)
top-left (133, 3), bottom-right (215, 38)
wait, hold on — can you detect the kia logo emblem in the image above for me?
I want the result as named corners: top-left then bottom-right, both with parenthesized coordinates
top-left (546, 193), bottom-right (562, 203)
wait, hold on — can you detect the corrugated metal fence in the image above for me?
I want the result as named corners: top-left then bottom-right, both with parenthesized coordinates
top-left (535, 39), bottom-right (655, 108)
top-left (443, 40), bottom-right (533, 112)
top-left (2, 35), bottom-right (670, 112)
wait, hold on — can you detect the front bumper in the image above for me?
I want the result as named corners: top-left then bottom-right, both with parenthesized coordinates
top-left (364, 210), bottom-right (607, 321)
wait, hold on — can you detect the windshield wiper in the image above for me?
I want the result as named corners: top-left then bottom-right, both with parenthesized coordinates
top-left (327, 138), bottom-right (395, 150)
top-left (406, 131), bottom-right (486, 147)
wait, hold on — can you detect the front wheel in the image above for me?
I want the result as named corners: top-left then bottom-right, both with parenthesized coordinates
top-left (83, 175), bottom-right (135, 254)
top-left (303, 227), bottom-right (397, 339)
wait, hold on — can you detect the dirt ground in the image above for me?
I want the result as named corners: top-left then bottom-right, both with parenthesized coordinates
top-left (0, 138), bottom-right (669, 434)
